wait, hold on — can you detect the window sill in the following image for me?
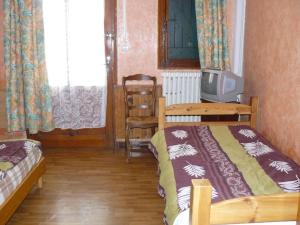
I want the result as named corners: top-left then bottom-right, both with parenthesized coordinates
top-left (158, 59), bottom-right (200, 70)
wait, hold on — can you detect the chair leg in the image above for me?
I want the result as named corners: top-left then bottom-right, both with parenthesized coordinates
top-left (150, 127), bottom-right (156, 152)
top-left (128, 128), bottom-right (133, 163)
top-left (125, 126), bottom-right (129, 156)
top-left (125, 126), bottom-right (132, 163)
top-left (151, 127), bottom-right (156, 136)
top-left (127, 149), bottom-right (131, 163)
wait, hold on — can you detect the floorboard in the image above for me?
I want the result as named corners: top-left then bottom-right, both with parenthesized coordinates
top-left (7, 149), bottom-right (164, 225)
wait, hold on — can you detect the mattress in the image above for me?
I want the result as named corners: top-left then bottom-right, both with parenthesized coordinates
top-left (0, 139), bottom-right (42, 205)
top-left (151, 125), bottom-right (300, 225)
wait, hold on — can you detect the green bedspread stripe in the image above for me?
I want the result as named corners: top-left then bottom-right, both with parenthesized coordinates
top-left (151, 130), bottom-right (178, 225)
top-left (209, 126), bottom-right (283, 195)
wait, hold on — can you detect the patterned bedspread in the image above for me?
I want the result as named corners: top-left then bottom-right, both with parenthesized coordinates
top-left (151, 125), bottom-right (300, 225)
top-left (0, 139), bottom-right (42, 205)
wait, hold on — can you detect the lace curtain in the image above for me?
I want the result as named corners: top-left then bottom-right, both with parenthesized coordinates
top-left (43, 0), bottom-right (107, 129)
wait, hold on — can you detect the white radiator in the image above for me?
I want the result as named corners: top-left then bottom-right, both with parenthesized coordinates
top-left (162, 71), bottom-right (202, 122)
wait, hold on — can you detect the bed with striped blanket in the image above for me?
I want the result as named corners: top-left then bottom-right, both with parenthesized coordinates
top-left (151, 125), bottom-right (300, 225)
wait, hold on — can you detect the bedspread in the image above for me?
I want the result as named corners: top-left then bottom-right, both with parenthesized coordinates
top-left (0, 139), bottom-right (42, 204)
top-left (151, 125), bottom-right (300, 225)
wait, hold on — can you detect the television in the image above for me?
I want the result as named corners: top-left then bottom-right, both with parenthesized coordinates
top-left (201, 69), bottom-right (244, 102)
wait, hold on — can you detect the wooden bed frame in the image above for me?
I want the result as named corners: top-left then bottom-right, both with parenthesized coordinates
top-left (158, 96), bottom-right (300, 225)
top-left (0, 155), bottom-right (46, 224)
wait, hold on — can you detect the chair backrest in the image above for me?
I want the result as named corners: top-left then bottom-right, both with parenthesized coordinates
top-left (122, 74), bottom-right (157, 118)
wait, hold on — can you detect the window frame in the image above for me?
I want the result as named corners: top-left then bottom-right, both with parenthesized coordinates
top-left (157, 0), bottom-right (200, 69)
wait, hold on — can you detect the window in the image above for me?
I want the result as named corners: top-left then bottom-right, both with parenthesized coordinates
top-left (158, 0), bottom-right (200, 69)
top-left (43, 0), bottom-right (106, 87)
top-left (43, 0), bottom-right (108, 129)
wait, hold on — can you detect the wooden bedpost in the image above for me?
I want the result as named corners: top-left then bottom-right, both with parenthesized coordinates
top-left (190, 179), bottom-right (212, 225)
top-left (159, 97), bottom-right (166, 130)
top-left (297, 190), bottom-right (300, 225)
top-left (250, 96), bottom-right (259, 129)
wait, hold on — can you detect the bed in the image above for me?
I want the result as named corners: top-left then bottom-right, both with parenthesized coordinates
top-left (151, 96), bottom-right (300, 225)
top-left (0, 138), bottom-right (45, 224)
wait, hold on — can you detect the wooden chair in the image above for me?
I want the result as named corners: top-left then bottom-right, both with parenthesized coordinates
top-left (122, 74), bottom-right (158, 162)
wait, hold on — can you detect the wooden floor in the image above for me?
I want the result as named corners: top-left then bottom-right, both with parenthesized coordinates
top-left (7, 148), bottom-right (164, 225)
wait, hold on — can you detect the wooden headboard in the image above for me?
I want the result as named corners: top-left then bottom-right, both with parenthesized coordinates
top-left (158, 96), bottom-right (259, 130)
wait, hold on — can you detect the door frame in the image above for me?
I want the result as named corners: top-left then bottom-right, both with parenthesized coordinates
top-left (28, 0), bottom-right (118, 149)
top-left (105, 0), bottom-right (117, 149)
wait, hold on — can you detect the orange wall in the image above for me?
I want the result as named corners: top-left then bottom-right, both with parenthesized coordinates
top-left (117, 0), bottom-right (160, 83)
top-left (244, 0), bottom-right (300, 162)
top-left (117, 0), bottom-right (236, 84)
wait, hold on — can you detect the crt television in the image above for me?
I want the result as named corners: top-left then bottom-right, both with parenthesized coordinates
top-left (201, 69), bottom-right (244, 102)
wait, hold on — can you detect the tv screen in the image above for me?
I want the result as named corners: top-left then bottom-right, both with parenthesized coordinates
top-left (201, 72), bottom-right (218, 95)
top-left (201, 69), bottom-right (244, 102)
top-left (223, 76), bottom-right (237, 94)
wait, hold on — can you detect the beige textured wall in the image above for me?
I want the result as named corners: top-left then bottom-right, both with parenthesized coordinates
top-left (244, 0), bottom-right (300, 162)
top-left (117, 0), bottom-right (160, 84)
top-left (117, 0), bottom-right (236, 84)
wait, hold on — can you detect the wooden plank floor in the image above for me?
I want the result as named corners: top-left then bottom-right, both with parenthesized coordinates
top-left (7, 149), bottom-right (164, 225)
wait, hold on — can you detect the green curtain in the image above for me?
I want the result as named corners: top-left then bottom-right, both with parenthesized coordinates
top-left (3, 0), bottom-right (54, 134)
top-left (195, 0), bottom-right (230, 70)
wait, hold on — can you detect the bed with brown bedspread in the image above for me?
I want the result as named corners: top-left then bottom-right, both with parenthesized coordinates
top-left (152, 96), bottom-right (300, 225)
top-left (151, 125), bottom-right (300, 225)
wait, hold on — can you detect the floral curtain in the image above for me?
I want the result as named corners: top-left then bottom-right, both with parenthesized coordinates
top-left (195, 0), bottom-right (230, 70)
top-left (3, 0), bottom-right (54, 134)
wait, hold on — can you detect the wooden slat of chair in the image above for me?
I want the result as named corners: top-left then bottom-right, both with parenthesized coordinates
top-left (128, 104), bottom-right (153, 110)
top-left (127, 90), bottom-right (153, 95)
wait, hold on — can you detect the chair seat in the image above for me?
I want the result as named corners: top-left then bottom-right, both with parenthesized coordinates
top-left (126, 116), bottom-right (158, 128)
